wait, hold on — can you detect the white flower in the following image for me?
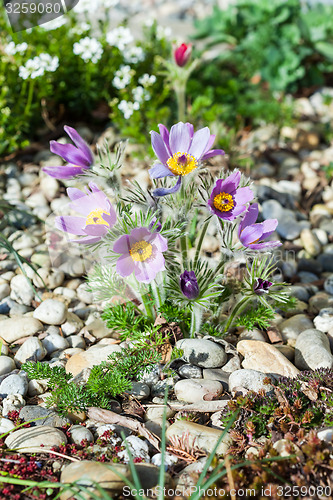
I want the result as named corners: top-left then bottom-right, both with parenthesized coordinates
top-left (132, 86), bottom-right (150, 103)
top-left (70, 22), bottom-right (90, 35)
top-left (124, 46), bottom-right (145, 64)
top-left (106, 26), bottom-right (133, 51)
top-left (103, 0), bottom-right (119, 8)
top-left (41, 16), bottom-right (67, 31)
top-left (138, 73), bottom-right (156, 86)
top-left (112, 65), bottom-right (132, 89)
top-left (18, 53), bottom-right (59, 80)
top-left (4, 41), bottom-right (28, 55)
top-left (74, 0), bottom-right (118, 12)
top-left (144, 18), bottom-right (155, 28)
top-left (156, 25), bottom-right (172, 39)
top-left (118, 100), bottom-right (139, 119)
top-left (73, 37), bottom-right (103, 63)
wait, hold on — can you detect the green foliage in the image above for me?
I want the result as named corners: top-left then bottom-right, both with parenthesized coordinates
top-left (101, 302), bottom-right (149, 339)
top-left (235, 303), bottom-right (276, 331)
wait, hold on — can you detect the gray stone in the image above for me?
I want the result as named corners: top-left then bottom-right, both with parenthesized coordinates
top-left (238, 328), bottom-right (266, 342)
top-left (69, 425), bottom-right (94, 445)
top-left (324, 275), bottom-right (333, 296)
top-left (0, 283), bottom-right (10, 301)
top-left (33, 299), bottom-right (67, 325)
top-left (119, 435), bottom-right (150, 463)
top-left (0, 317), bottom-right (43, 343)
top-left (76, 283), bottom-right (94, 304)
top-left (0, 356), bottom-right (16, 376)
top-left (42, 333), bottom-right (70, 354)
top-left (124, 382), bottom-right (150, 400)
top-left (0, 373), bottom-right (28, 397)
top-left (277, 217), bottom-right (302, 240)
top-left (228, 369), bottom-right (274, 393)
top-left (279, 314), bottom-right (313, 341)
top-left (202, 369), bottom-right (229, 390)
top-left (318, 254), bottom-right (333, 273)
top-left (178, 364), bottom-right (202, 379)
top-left (19, 406), bottom-right (71, 427)
top-left (5, 425), bottom-right (67, 453)
top-left (309, 293), bottom-right (333, 314)
top-left (14, 337), bottom-right (47, 366)
top-left (295, 329), bottom-right (333, 370)
top-left (151, 377), bottom-right (179, 398)
top-left (2, 394), bottom-right (26, 416)
top-left (298, 271), bottom-right (319, 283)
top-left (300, 229), bottom-right (322, 257)
top-left (317, 428), bottom-right (333, 443)
top-left (10, 275), bottom-right (35, 306)
top-left (290, 286), bottom-right (310, 302)
top-left (61, 312), bottom-right (84, 336)
top-left (313, 308), bottom-right (333, 333)
top-left (67, 335), bottom-right (86, 349)
top-left (176, 339), bottom-right (227, 368)
top-left (174, 378), bottom-right (223, 403)
top-left (0, 417), bottom-right (15, 435)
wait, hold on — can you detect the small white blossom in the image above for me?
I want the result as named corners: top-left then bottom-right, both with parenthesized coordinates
top-left (106, 26), bottom-right (133, 51)
top-left (118, 100), bottom-right (139, 119)
top-left (144, 18), bottom-right (155, 28)
top-left (70, 22), bottom-right (90, 35)
top-left (18, 53), bottom-right (59, 80)
top-left (41, 16), bottom-right (67, 30)
top-left (4, 41), bottom-right (28, 55)
top-left (73, 37), bottom-right (103, 63)
top-left (156, 25), bottom-right (172, 39)
top-left (112, 65), bottom-right (132, 89)
top-left (138, 73), bottom-right (156, 86)
top-left (124, 46), bottom-right (145, 64)
top-left (132, 86), bottom-right (150, 103)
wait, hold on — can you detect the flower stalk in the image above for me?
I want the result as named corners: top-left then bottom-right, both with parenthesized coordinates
top-left (190, 303), bottom-right (203, 338)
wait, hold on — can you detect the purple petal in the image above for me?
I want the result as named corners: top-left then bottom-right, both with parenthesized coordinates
top-left (42, 165), bottom-right (85, 179)
top-left (66, 187), bottom-right (86, 201)
top-left (151, 232), bottom-right (168, 252)
top-left (102, 207), bottom-right (117, 227)
top-left (130, 227), bottom-right (151, 242)
top-left (260, 219), bottom-right (279, 240)
top-left (149, 163), bottom-right (174, 179)
top-left (249, 240), bottom-right (282, 250)
top-left (239, 224), bottom-right (264, 246)
top-left (218, 171), bottom-right (241, 194)
top-left (188, 127), bottom-right (211, 159)
top-left (54, 216), bottom-right (86, 235)
top-left (169, 122), bottom-right (191, 155)
top-left (201, 148), bottom-right (225, 160)
top-left (205, 134), bottom-right (216, 152)
top-left (186, 123), bottom-right (194, 138)
top-left (50, 141), bottom-right (91, 167)
top-left (64, 126), bottom-right (94, 165)
top-left (113, 234), bottom-right (131, 254)
top-left (151, 131), bottom-right (170, 165)
top-left (116, 254), bottom-right (135, 277)
top-left (229, 204), bottom-right (248, 218)
top-left (71, 235), bottom-right (102, 244)
top-left (152, 176), bottom-right (182, 197)
top-left (84, 224), bottom-right (108, 236)
top-left (233, 186), bottom-right (254, 206)
top-left (239, 204), bottom-right (259, 235)
top-left (88, 182), bottom-right (102, 193)
top-left (158, 124), bottom-right (171, 156)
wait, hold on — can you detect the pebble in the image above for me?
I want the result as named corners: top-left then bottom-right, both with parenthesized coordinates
top-left (33, 299), bottom-right (67, 325)
top-left (28, 379), bottom-right (48, 396)
top-left (124, 382), bottom-right (150, 400)
top-left (290, 286), bottom-right (310, 302)
top-left (10, 275), bottom-right (35, 306)
top-left (176, 339), bottom-right (227, 368)
top-left (0, 417), bottom-right (15, 435)
top-left (69, 425), bottom-right (94, 445)
top-left (174, 379), bottom-right (223, 403)
top-left (5, 425), bottom-right (67, 453)
top-left (166, 420), bottom-right (232, 455)
top-left (237, 340), bottom-right (300, 377)
top-left (279, 314), bottom-right (313, 341)
top-left (67, 335), bottom-right (86, 349)
top-left (238, 328), bottom-right (266, 342)
top-left (0, 317), bottom-right (43, 343)
top-left (42, 333), bottom-right (70, 354)
top-left (300, 228), bottom-right (322, 256)
top-left (2, 394), bottom-right (26, 416)
top-left (145, 406), bottom-right (175, 421)
top-left (228, 369), bottom-right (274, 393)
top-left (0, 373), bottom-right (28, 398)
top-left (14, 337), bottom-right (47, 366)
top-left (61, 312), bottom-right (84, 336)
top-left (0, 356), bottom-right (16, 376)
top-left (151, 377), bottom-right (179, 398)
top-left (313, 307), bottom-right (333, 332)
top-left (202, 369), bottom-right (229, 389)
top-left (178, 364), bottom-right (202, 379)
top-left (0, 283), bottom-right (10, 301)
top-left (295, 329), bottom-right (333, 370)
top-left (309, 292), bottom-right (333, 314)
top-left (65, 344), bottom-right (122, 377)
top-left (119, 435), bottom-right (150, 463)
top-left (19, 405), bottom-right (71, 427)
top-left (151, 452), bottom-right (178, 467)
top-left (324, 275), bottom-right (333, 295)
top-left (76, 283), bottom-right (94, 304)
top-left (46, 269), bottom-right (65, 289)
top-left (317, 428), bottom-right (333, 443)
top-left (273, 439), bottom-right (304, 459)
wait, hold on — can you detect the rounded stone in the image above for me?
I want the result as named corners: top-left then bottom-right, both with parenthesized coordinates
top-left (124, 382), bottom-right (150, 400)
top-left (0, 283), bottom-right (10, 301)
top-left (42, 333), bottom-right (70, 354)
top-left (295, 329), bottom-right (333, 370)
top-left (178, 364), bottom-right (202, 379)
top-left (202, 369), bottom-right (229, 390)
top-left (174, 378), bottom-right (223, 403)
top-left (279, 314), bottom-right (313, 341)
top-left (176, 339), bottom-right (227, 368)
top-left (65, 344), bottom-right (122, 377)
top-left (324, 275), bottom-right (333, 296)
top-left (0, 317), bottom-right (43, 343)
top-left (0, 373), bottom-right (28, 397)
top-left (313, 308), bottom-right (333, 333)
top-left (28, 379), bottom-right (48, 396)
top-left (14, 337), bottom-right (47, 366)
top-left (69, 425), bottom-right (94, 445)
top-left (0, 356), bottom-right (16, 376)
top-left (67, 335), bottom-right (86, 349)
top-left (119, 435), bottom-right (150, 463)
top-left (33, 299), bottom-right (67, 325)
top-left (300, 229), bottom-right (322, 257)
top-left (145, 406), bottom-right (175, 421)
top-left (61, 312), bottom-right (84, 336)
top-left (10, 275), bottom-right (35, 306)
top-left (2, 394), bottom-right (26, 416)
top-left (19, 405), bottom-right (71, 427)
top-left (0, 417), bottom-right (15, 434)
top-left (228, 369), bottom-right (274, 393)
top-left (5, 425), bottom-right (67, 453)
top-left (273, 439), bottom-right (303, 459)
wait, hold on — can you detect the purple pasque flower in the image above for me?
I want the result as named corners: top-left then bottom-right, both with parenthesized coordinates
top-left (149, 122), bottom-right (224, 196)
top-left (253, 278), bottom-right (273, 295)
top-left (238, 203), bottom-right (282, 250)
top-left (207, 171), bottom-right (254, 221)
top-left (148, 216), bottom-right (162, 233)
top-left (44, 126), bottom-right (94, 179)
top-left (180, 270), bottom-right (199, 300)
top-left (113, 227), bottom-right (168, 283)
top-left (54, 182), bottom-right (116, 244)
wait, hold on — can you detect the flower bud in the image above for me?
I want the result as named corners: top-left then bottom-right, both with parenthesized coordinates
top-left (180, 270), bottom-right (199, 300)
top-left (253, 278), bottom-right (272, 295)
top-left (173, 43), bottom-right (192, 67)
top-left (149, 217), bottom-right (162, 233)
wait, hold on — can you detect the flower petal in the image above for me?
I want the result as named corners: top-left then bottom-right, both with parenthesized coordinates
top-left (116, 254), bottom-right (135, 277)
top-left (219, 171), bottom-right (241, 194)
top-left (233, 186), bottom-right (254, 206)
top-left (260, 218), bottom-right (279, 240)
top-left (201, 148), bottom-right (225, 160)
top-left (249, 240), bottom-right (282, 250)
top-left (169, 122), bottom-right (191, 155)
top-left (84, 224), bottom-right (108, 236)
top-left (66, 187), bottom-right (86, 201)
top-left (151, 232), bottom-right (168, 252)
top-left (149, 163), bottom-right (173, 179)
top-left (50, 141), bottom-right (91, 167)
top-left (64, 125), bottom-right (94, 165)
top-left (113, 234), bottom-right (131, 254)
top-left (42, 165), bottom-right (85, 179)
top-left (54, 216), bottom-right (86, 235)
top-left (188, 127), bottom-right (211, 159)
top-left (239, 224), bottom-right (264, 246)
top-left (158, 124), bottom-right (171, 156)
top-left (151, 131), bottom-right (171, 165)
top-left (71, 235), bottom-right (102, 244)
top-left (239, 204), bottom-right (259, 235)
top-left (152, 176), bottom-right (182, 197)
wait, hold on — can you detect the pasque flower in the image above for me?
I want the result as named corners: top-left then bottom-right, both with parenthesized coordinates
top-left (113, 227), bottom-right (168, 283)
top-left (238, 203), bottom-right (282, 250)
top-left (55, 182), bottom-right (116, 244)
top-left (149, 122), bottom-right (224, 196)
top-left (208, 171), bottom-right (254, 221)
top-left (174, 43), bottom-right (192, 67)
top-left (253, 278), bottom-right (273, 295)
top-left (44, 126), bottom-right (94, 179)
top-left (180, 270), bottom-right (199, 299)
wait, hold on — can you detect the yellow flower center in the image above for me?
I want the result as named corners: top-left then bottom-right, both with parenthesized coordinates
top-left (213, 192), bottom-right (234, 212)
top-left (130, 240), bottom-right (153, 262)
top-left (86, 208), bottom-right (109, 226)
top-left (166, 152), bottom-right (198, 176)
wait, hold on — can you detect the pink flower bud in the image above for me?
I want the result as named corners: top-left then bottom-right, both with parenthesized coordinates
top-left (174, 43), bottom-right (192, 67)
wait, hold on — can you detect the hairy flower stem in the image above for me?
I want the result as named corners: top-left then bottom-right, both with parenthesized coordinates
top-left (150, 281), bottom-right (163, 310)
top-left (190, 304), bottom-right (202, 338)
top-left (140, 291), bottom-right (155, 322)
top-left (194, 220), bottom-right (210, 267)
top-left (223, 296), bottom-right (251, 333)
top-left (180, 235), bottom-right (188, 270)
top-left (176, 84), bottom-right (186, 122)
top-left (24, 79), bottom-right (34, 117)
